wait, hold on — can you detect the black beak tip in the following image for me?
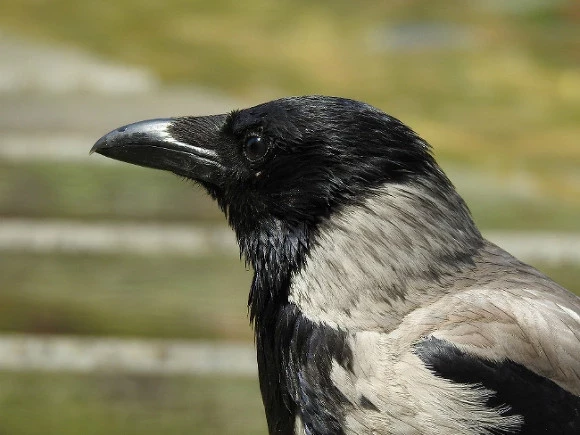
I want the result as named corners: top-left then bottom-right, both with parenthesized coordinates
top-left (90, 134), bottom-right (108, 155)
top-left (90, 125), bottom-right (128, 156)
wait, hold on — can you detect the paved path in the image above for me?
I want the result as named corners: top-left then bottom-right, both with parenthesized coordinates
top-left (1, 133), bottom-right (111, 163)
top-left (0, 334), bottom-right (256, 376)
top-left (0, 90), bottom-right (241, 135)
top-left (1, 219), bottom-right (579, 263)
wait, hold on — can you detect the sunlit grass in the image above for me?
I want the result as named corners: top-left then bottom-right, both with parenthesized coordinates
top-left (0, 161), bottom-right (222, 223)
top-left (0, 371), bottom-right (266, 435)
top-left (0, 252), bottom-right (253, 340)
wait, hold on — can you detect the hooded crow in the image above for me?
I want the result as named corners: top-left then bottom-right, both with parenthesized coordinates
top-left (91, 96), bottom-right (580, 434)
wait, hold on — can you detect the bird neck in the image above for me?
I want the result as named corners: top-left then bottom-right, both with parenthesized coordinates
top-left (236, 217), bottom-right (309, 329)
top-left (288, 181), bottom-right (483, 331)
top-left (239, 219), bottom-right (310, 434)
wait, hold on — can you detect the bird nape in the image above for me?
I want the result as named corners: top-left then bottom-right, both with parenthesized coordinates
top-left (91, 96), bottom-right (580, 435)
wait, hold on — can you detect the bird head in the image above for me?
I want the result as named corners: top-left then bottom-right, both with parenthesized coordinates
top-left (91, 96), bottom-right (479, 324)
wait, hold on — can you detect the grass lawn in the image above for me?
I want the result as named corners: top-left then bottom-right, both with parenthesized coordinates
top-left (0, 252), bottom-right (253, 340)
top-left (0, 371), bottom-right (266, 435)
top-left (532, 262), bottom-right (580, 297)
top-left (0, 161), bottom-right (222, 223)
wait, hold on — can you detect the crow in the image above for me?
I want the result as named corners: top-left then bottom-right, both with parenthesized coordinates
top-left (91, 96), bottom-right (580, 434)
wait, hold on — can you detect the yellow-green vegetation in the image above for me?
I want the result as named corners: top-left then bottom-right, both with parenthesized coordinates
top-left (0, 161), bottom-right (223, 223)
top-left (0, 372), bottom-right (266, 435)
top-left (538, 262), bottom-right (580, 294)
top-left (0, 252), bottom-right (252, 340)
top-left (2, 1), bottom-right (579, 212)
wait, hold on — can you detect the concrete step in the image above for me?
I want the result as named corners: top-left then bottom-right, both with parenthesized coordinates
top-left (1, 219), bottom-right (579, 263)
top-left (0, 334), bottom-right (256, 376)
top-left (0, 90), bottom-right (241, 134)
top-left (0, 30), bottom-right (242, 135)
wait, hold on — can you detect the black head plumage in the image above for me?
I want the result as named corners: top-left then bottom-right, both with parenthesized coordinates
top-left (93, 95), bottom-right (454, 328)
top-left (169, 96), bottom-right (448, 325)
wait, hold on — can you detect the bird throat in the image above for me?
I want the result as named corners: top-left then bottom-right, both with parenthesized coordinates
top-left (236, 216), bottom-right (310, 328)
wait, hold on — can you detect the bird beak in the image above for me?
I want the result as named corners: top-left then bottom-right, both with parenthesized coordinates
top-left (90, 117), bottom-right (226, 186)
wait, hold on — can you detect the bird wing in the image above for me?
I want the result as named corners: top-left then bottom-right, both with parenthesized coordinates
top-left (396, 277), bottom-right (580, 433)
top-left (415, 286), bottom-right (580, 393)
top-left (329, 251), bottom-right (580, 434)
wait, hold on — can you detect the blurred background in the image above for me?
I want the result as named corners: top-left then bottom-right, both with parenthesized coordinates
top-left (0, 0), bottom-right (579, 433)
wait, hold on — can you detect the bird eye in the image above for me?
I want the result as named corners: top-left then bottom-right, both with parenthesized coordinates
top-left (244, 136), bottom-right (269, 162)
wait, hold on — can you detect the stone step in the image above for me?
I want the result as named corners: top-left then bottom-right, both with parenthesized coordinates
top-left (0, 90), bottom-right (241, 134)
top-left (0, 334), bottom-right (256, 376)
top-left (1, 219), bottom-right (579, 263)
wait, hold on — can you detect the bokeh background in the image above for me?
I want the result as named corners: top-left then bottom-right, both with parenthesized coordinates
top-left (0, 1), bottom-right (579, 434)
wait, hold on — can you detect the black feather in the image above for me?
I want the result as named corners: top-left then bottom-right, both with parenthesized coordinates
top-left (258, 303), bottom-right (353, 434)
top-left (414, 336), bottom-right (580, 434)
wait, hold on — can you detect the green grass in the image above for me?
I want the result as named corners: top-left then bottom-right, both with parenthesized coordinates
top-left (0, 372), bottom-right (266, 435)
top-left (533, 262), bottom-right (580, 296)
top-left (0, 251), bottom-right (578, 340)
top-left (0, 252), bottom-right (253, 341)
top-left (0, 161), bottom-right (222, 223)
